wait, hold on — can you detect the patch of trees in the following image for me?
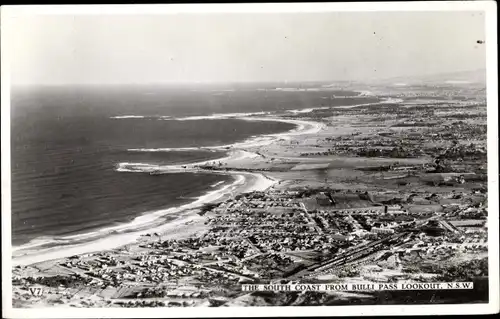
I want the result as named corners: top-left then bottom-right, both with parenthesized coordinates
top-left (294, 187), bottom-right (341, 198)
top-left (357, 146), bottom-right (424, 158)
top-left (420, 258), bottom-right (488, 281)
top-left (198, 203), bottom-right (221, 215)
top-left (25, 274), bottom-right (92, 288)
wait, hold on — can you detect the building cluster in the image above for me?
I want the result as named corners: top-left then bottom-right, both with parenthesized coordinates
top-left (12, 187), bottom-right (488, 306)
top-left (11, 85), bottom-right (488, 307)
top-left (387, 89), bottom-right (483, 99)
top-left (300, 118), bottom-right (486, 161)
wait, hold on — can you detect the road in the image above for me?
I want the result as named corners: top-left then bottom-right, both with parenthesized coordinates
top-left (288, 232), bottom-right (407, 279)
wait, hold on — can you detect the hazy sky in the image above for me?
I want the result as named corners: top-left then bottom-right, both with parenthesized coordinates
top-left (6, 11), bottom-right (486, 85)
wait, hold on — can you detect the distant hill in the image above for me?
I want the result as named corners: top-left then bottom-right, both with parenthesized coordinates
top-left (376, 69), bottom-right (487, 86)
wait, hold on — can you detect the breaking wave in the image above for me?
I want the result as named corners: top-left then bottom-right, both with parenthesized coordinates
top-left (110, 115), bottom-right (146, 119)
top-left (12, 172), bottom-right (249, 265)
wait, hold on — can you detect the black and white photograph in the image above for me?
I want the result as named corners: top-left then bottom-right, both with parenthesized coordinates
top-left (1, 2), bottom-right (498, 317)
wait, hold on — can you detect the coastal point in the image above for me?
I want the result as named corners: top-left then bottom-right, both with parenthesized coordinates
top-left (3, 4), bottom-right (496, 315)
top-left (11, 81), bottom-right (489, 307)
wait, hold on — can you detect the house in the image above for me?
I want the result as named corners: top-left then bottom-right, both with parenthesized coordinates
top-left (371, 227), bottom-right (395, 234)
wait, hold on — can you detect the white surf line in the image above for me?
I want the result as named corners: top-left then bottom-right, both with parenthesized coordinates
top-left (109, 111), bottom-right (272, 121)
top-left (14, 110), bottom-right (324, 263)
top-left (284, 96), bottom-right (400, 113)
top-left (171, 111), bottom-right (271, 121)
top-left (110, 115), bottom-right (146, 119)
top-left (19, 98), bottom-right (373, 265)
top-left (117, 150), bottom-right (257, 174)
top-left (325, 97), bottom-right (403, 109)
top-left (13, 155), bottom-right (243, 255)
top-left (357, 90), bottom-right (376, 96)
top-left (167, 98), bottom-right (398, 163)
top-left (116, 150), bottom-right (265, 176)
top-left (12, 169), bottom-right (276, 266)
top-left (127, 116), bottom-right (325, 154)
top-left (127, 146), bottom-right (208, 152)
top-left (110, 92), bottom-right (381, 120)
top-left (211, 180), bottom-right (225, 188)
top-left (119, 98), bottom-right (397, 171)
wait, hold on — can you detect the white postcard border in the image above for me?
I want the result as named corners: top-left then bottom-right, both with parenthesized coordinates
top-left (1, 1), bottom-right (498, 318)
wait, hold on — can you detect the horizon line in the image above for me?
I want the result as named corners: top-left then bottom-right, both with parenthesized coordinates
top-left (9, 68), bottom-right (487, 88)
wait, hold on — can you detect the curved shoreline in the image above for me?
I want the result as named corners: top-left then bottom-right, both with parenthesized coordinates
top-left (11, 94), bottom-right (391, 265)
top-left (11, 96), bottom-right (384, 265)
top-left (12, 170), bottom-right (276, 266)
top-left (11, 117), bottom-right (315, 266)
top-left (126, 116), bottom-right (324, 153)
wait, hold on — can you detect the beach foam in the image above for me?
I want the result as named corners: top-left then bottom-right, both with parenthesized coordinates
top-left (331, 97), bottom-right (402, 109)
top-left (12, 108), bottom-right (325, 265)
top-left (173, 111), bottom-right (271, 121)
top-left (110, 115), bottom-right (146, 119)
top-left (288, 108), bottom-right (314, 114)
top-left (12, 169), bottom-right (275, 266)
top-left (211, 181), bottom-right (225, 188)
top-left (117, 150), bottom-right (262, 175)
top-left (127, 146), bottom-right (203, 152)
top-left (125, 116), bottom-right (323, 154)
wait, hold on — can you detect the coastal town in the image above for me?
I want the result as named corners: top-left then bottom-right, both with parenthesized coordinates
top-left (11, 81), bottom-right (489, 307)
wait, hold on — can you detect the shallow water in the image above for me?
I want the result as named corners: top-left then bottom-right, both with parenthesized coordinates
top-left (10, 85), bottom-right (369, 248)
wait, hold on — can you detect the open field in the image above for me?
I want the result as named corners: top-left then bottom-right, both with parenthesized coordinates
top-left (12, 83), bottom-right (489, 307)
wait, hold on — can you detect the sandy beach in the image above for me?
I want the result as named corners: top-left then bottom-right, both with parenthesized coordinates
top-left (12, 170), bottom-right (276, 266)
top-left (9, 87), bottom-right (490, 309)
top-left (11, 96), bottom-right (401, 266)
top-left (11, 112), bottom-right (323, 266)
top-left (5, 8), bottom-right (493, 313)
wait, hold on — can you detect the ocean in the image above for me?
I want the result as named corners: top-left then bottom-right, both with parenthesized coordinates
top-left (10, 84), bottom-right (376, 249)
